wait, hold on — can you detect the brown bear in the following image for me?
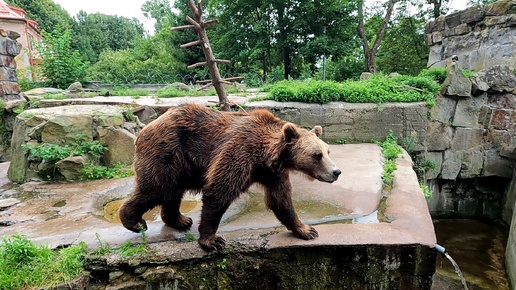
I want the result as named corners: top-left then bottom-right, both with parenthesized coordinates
top-left (119, 103), bottom-right (341, 251)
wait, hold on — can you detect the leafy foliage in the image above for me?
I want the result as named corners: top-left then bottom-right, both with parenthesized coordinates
top-left (420, 183), bottom-right (433, 200)
top-left (379, 132), bottom-right (402, 186)
top-left (23, 137), bottom-right (106, 162)
top-left (0, 234), bottom-right (87, 289)
top-left (81, 162), bottom-right (134, 180)
top-left (5, 0), bottom-right (74, 32)
top-left (74, 11), bottom-right (145, 63)
top-left (37, 26), bottom-right (88, 89)
top-left (267, 72), bottom-right (440, 104)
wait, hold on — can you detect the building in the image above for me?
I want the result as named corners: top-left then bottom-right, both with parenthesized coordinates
top-left (0, 0), bottom-right (42, 80)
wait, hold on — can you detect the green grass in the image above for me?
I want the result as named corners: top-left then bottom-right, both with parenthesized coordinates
top-left (111, 87), bottom-right (151, 97)
top-left (0, 234), bottom-right (87, 289)
top-left (420, 183), bottom-right (433, 200)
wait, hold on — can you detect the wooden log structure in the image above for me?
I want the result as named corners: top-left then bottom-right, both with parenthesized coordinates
top-left (171, 0), bottom-right (244, 111)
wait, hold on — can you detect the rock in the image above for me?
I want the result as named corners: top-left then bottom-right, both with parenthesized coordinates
top-left (0, 197), bottom-right (20, 210)
top-left (6, 31), bottom-right (20, 40)
top-left (486, 0), bottom-right (516, 15)
top-left (169, 82), bottom-right (191, 91)
top-left (441, 150), bottom-right (462, 180)
top-left (56, 156), bottom-right (87, 181)
top-left (453, 93), bottom-right (488, 127)
top-left (97, 127), bottom-right (136, 166)
top-left (430, 95), bottom-right (456, 123)
top-left (67, 82), bottom-right (83, 92)
top-left (360, 72), bottom-right (373, 80)
top-left (427, 121), bottom-right (453, 151)
top-left (442, 60), bottom-right (472, 97)
top-left (470, 72), bottom-right (490, 96)
top-left (482, 149), bottom-right (515, 178)
top-left (458, 146), bottom-right (484, 178)
top-left (457, 198), bottom-right (479, 217)
top-left (425, 151), bottom-right (443, 180)
top-left (484, 65), bottom-right (516, 93)
top-left (8, 105), bottom-right (130, 183)
top-left (451, 128), bottom-right (484, 151)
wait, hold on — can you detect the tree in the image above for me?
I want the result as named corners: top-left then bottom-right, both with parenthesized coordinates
top-left (357, 0), bottom-right (398, 74)
top-left (141, 0), bottom-right (174, 33)
top-left (73, 12), bottom-right (144, 63)
top-left (376, 16), bottom-right (429, 75)
top-left (37, 26), bottom-right (87, 89)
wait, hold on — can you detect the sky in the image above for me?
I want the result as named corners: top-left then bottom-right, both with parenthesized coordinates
top-left (53, 0), bottom-right (469, 35)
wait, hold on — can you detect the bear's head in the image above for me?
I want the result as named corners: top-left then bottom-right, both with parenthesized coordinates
top-left (282, 123), bottom-right (341, 183)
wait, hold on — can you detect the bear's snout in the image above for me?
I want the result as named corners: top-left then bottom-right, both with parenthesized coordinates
top-left (333, 169), bottom-right (342, 178)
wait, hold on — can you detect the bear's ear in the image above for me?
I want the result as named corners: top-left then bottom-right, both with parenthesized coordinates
top-left (310, 126), bottom-right (323, 137)
top-left (282, 123), bottom-right (299, 144)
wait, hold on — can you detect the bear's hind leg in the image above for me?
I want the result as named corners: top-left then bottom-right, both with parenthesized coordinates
top-left (119, 185), bottom-right (161, 233)
top-left (161, 191), bottom-right (193, 231)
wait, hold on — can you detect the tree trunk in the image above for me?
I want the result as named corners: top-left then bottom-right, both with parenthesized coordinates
top-left (357, 0), bottom-right (398, 74)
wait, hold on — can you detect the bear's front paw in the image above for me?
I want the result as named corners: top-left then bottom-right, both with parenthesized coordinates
top-left (294, 225), bottom-right (319, 240)
top-left (198, 235), bottom-right (226, 252)
top-left (164, 214), bottom-right (193, 231)
top-left (122, 219), bottom-right (148, 233)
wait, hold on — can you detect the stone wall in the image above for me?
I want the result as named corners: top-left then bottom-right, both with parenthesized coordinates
top-left (425, 63), bottom-right (516, 221)
top-left (0, 29), bottom-right (24, 162)
top-left (425, 0), bottom-right (516, 71)
top-left (246, 101), bottom-right (428, 151)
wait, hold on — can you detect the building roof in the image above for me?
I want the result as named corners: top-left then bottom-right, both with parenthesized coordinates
top-left (0, 0), bottom-right (24, 18)
top-left (0, 0), bottom-right (39, 32)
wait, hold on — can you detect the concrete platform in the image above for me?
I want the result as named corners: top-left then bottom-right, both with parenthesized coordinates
top-left (0, 144), bottom-right (437, 289)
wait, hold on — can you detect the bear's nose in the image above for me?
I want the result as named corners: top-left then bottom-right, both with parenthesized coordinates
top-left (333, 169), bottom-right (342, 177)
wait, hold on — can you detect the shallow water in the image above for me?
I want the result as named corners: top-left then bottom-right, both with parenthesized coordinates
top-left (432, 219), bottom-right (509, 290)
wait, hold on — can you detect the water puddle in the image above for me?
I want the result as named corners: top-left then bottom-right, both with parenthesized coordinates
top-left (103, 199), bottom-right (199, 223)
top-left (52, 200), bottom-right (66, 207)
top-left (0, 183), bottom-right (40, 201)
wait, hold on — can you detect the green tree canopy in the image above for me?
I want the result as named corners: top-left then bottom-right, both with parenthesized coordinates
top-left (73, 11), bottom-right (145, 63)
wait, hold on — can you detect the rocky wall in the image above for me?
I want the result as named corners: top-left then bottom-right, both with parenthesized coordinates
top-left (425, 0), bottom-right (516, 71)
top-left (0, 29), bottom-right (24, 162)
top-left (425, 62), bottom-right (516, 221)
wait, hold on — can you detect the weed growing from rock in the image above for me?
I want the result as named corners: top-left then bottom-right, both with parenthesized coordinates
top-left (379, 132), bottom-right (402, 186)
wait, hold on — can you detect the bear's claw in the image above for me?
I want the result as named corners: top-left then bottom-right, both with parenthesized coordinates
top-left (198, 236), bottom-right (226, 252)
top-left (172, 216), bottom-right (193, 231)
top-left (294, 225), bottom-right (319, 240)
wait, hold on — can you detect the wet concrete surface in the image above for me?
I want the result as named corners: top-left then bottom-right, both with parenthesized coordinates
top-left (431, 219), bottom-right (510, 290)
top-left (0, 144), bottom-right (389, 249)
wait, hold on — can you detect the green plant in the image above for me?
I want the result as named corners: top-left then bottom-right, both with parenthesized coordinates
top-left (13, 102), bottom-right (26, 114)
top-left (422, 159), bottom-right (437, 171)
top-left (123, 108), bottom-right (138, 122)
top-left (265, 72), bottom-right (439, 105)
top-left (118, 226), bottom-right (149, 256)
top-left (420, 183), bottom-right (433, 200)
top-left (461, 68), bottom-right (474, 78)
top-left (335, 138), bottom-right (347, 144)
top-left (0, 234), bottom-right (87, 289)
top-left (0, 100), bottom-right (5, 115)
top-left (217, 258), bottom-right (227, 270)
top-left (42, 93), bottom-right (68, 100)
top-left (186, 233), bottom-right (195, 242)
top-left (92, 233), bottom-right (111, 256)
top-left (23, 136), bottom-right (107, 162)
top-left (418, 67), bottom-right (447, 84)
top-left (37, 26), bottom-right (88, 89)
top-left (81, 162), bottom-right (134, 180)
top-left (28, 98), bottom-right (41, 108)
top-left (111, 87), bottom-right (151, 97)
top-left (379, 132), bottom-right (402, 186)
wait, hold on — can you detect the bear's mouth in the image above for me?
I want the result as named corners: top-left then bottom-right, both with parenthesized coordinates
top-left (317, 174), bottom-right (339, 183)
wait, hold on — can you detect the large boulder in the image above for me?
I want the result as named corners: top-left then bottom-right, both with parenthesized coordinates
top-left (7, 105), bottom-right (136, 183)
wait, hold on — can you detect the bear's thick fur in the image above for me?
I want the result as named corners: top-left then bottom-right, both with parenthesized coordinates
top-left (119, 103), bottom-right (341, 251)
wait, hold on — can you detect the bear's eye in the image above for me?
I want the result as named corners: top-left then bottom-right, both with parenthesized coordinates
top-left (312, 152), bottom-right (323, 161)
